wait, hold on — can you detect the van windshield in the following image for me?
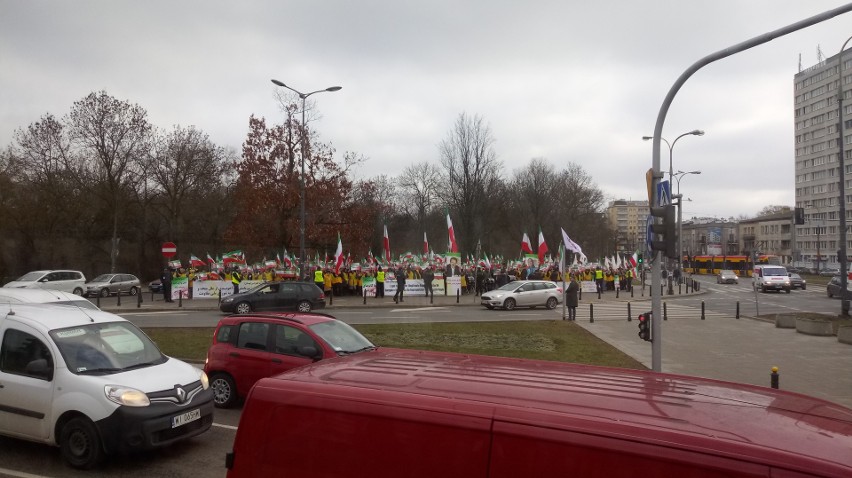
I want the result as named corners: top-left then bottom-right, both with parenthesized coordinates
top-left (51, 322), bottom-right (166, 374)
top-left (762, 267), bottom-right (788, 276)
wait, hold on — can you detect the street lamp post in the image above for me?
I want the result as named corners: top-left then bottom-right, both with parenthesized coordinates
top-left (673, 170), bottom-right (701, 279)
top-left (837, 36), bottom-right (851, 316)
top-left (643, 130), bottom-right (704, 292)
top-left (271, 79), bottom-right (342, 277)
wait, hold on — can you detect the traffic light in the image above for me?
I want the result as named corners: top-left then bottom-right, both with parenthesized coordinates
top-left (638, 311), bottom-right (652, 342)
top-left (649, 204), bottom-right (677, 259)
top-left (637, 253), bottom-right (643, 264)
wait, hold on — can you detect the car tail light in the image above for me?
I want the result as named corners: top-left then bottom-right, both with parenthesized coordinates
top-left (319, 292), bottom-right (325, 299)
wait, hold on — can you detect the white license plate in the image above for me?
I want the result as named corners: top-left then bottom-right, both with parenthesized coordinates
top-left (171, 408), bottom-right (201, 428)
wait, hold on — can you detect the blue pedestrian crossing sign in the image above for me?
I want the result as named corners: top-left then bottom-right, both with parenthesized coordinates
top-left (656, 180), bottom-right (671, 206)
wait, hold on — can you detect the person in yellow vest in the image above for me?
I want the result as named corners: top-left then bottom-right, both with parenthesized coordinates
top-left (314, 267), bottom-right (324, 291)
top-left (323, 269), bottom-right (333, 295)
top-left (231, 267), bottom-right (243, 294)
top-left (376, 266), bottom-right (385, 298)
top-left (595, 266), bottom-right (604, 293)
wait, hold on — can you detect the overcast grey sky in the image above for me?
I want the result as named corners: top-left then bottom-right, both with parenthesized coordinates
top-left (2, 1), bottom-right (850, 220)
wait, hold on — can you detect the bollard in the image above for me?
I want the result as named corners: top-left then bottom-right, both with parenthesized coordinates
top-left (701, 301), bottom-right (705, 320)
top-left (736, 301), bottom-right (740, 319)
top-left (151, 289), bottom-right (155, 302)
top-left (178, 290), bottom-right (183, 308)
top-left (616, 287), bottom-right (619, 298)
top-left (589, 303), bottom-right (594, 323)
top-left (770, 366), bottom-right (779, 389)
top-left (678, 283), bottom-right (682, 295)
top-left (627, 302), bottom-right (631, 321)
top-left (117, 293), bottom-right (121, 307)
top-left (329, 289), bottom-right (333, 306)
top-left (364, 289), bottom-right (367, 305)
top-left (597, 288), bottom-right (601, 300)
top-left (96, 295), bottom-right (100, 308)
top-left (579, 289), bottom-right (582, 301)
top-left (660, 284), bottom-right (664, 296)
top-left (137, 292), bottom-right (142, 308)
top-left (457, 289), bottom-right (460, 304)
top-left (218, 289), bottom-right (222, 305)
top-left (641, 284), bottom-right (645, 297)
top-left (630, 286), bottom-right (634, 298)
top-left (663, 302), bottom-right (668, 321)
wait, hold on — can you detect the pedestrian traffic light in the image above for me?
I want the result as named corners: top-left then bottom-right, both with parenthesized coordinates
top-left (638, 311), bottom-right (652, 342)
top-left (637, 253), bottom-right (643, 264)
top-left (650, 204), bottom-right (677, 259)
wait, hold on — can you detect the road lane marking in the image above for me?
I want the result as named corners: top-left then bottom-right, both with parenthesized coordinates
top-left (0, 467), bottom-right (52, 478)
top-left (214, 423), bottom-right (238, 430)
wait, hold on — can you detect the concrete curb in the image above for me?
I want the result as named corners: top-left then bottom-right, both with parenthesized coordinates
top-left (837, 325), bottom-right (852, 344)
top-left (795, 317), bottom-right (835, 336)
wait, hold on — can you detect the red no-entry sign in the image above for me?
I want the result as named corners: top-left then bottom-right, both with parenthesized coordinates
top-left (162, 242), bottom-right (177, 258)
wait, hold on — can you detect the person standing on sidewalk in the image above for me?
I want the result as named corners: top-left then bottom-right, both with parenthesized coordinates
top-left (161, 267), bottom-right (174, 302)
top-left (393, 265), bottom-right (406, 303)
top-left (376, 266), bottom-right (385, 298)
top-left (422, 265), bottom-right (435, 300)
top-left (565, 274), bottom-right (579, 321)
top-left (231, 267), bottom-right (243, 295)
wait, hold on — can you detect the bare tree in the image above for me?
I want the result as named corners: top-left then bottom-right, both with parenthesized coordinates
top-left (398, 161), bottom-right (441, 233)
top-left (438, 113), bottom-right (502, 252)
top-left (65, 91), bottom-right (152, 272)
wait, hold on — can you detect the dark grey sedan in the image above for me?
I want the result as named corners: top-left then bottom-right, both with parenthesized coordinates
top-left (788, 273), bottom-right (806, 290)
top-left (219, 281), bottom-right (326, 314)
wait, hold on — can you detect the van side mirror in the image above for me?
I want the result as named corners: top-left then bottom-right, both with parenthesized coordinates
top-left (25, 358), bottom-right (53, 380)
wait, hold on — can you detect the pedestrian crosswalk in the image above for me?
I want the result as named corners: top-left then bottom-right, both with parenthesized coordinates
top-left (566, 300), bottom-right (735, 322)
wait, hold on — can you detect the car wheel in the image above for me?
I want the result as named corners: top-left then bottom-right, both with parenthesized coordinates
top-left (60, 417), bottom-right (103, 469)
top-left (545, 297), bottom-right (557, 309)
top-left (73, 287), bottom-right (84, 296)
top-left (786, 288), bottom-right (791, 294)
top-left (210, 373), bottom-right (238, 408)
top-left (802, 285), bottom-right (806, 290)
top-left (235, 302), bottom-right (252, 314)
top-left (297, 300), bottom-right (312, 312)
top-left (828, 289), bottom-right (834, 298)
top-left (99, 288), bottom-right (110, 298)
top-left (503, 298), bottom-right (516, 310)
top-left (129, 286), bottom-right (138, 296)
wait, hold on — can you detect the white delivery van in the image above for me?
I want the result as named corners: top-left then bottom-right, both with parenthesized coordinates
top-left (0, 303), bottom-right (213, 468)
top-left (753, 264), bottom-right (791, 293)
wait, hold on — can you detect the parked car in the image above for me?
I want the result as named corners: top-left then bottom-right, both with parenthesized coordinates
top-left (0, 288), bottom-right (99, 310)
top-left (203, 311), bottom-right (376, 408)
top-left (0, 303), bottom-right (213, 468)
top-left (84, 273), bottom-right (141, 298)
top-left (820, 268), bottom-right (841, 277)
top-left (826, 275), bottom-right (852, 298)
top-left (716, 269), bottom-right (739, 284)
top-left (148, 279), bottom-right (162, 293)
top-left (3, 270), bottom-right (86, 295)
top-left (218, 281), bottom-right (325, 314)
top-left (788, 272), bottom-right (807, 290)
top-left (480, 280), bottom-right (563, 310)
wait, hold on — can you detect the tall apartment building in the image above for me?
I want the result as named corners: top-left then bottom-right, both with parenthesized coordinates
top-left (793, 50), bottom-right (852, 270)
top-left (605, 200), bottom-right (648, 253)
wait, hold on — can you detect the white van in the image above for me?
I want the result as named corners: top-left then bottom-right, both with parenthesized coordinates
top-left (4, 270), bottom-right (87, 295)
top-left (0, 303), bottom-right (213, 468)
top-left (0, 288), bottom-right (99, 310)
top-left (753, 264), bottom-right (791, 293)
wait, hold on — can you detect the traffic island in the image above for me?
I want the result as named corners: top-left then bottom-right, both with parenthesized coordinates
top-left (838, 325), bottom-right (852, 345)
top-left (795, 317), bottom-right (835, 336)
top-left (774, 314), bottom-right (796, 329)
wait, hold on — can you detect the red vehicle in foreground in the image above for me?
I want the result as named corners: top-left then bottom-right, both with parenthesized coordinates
top-left (227, 348), bottom-right (852, 478)
top-left (203, 312), bottom-right (375, 408)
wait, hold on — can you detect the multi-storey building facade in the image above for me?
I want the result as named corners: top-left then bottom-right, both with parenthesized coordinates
top-left (680, 218), bottom-right (739, 257)
top-left (793, 50), bottom-right (852, 269)
top-left (737, 212), bottom-right (793, 263)
top-left (605, 200), bottom-right (648, 253)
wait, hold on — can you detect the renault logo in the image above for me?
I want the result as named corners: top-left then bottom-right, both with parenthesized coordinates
top-left (175, 386), bottom-right (187, 403)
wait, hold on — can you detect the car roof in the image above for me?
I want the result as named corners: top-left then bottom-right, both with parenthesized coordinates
top-left (0, 288), bottom-right (92, 303)
top-left (219, 312), bottom-right (338, 327)
top-left (0, 302), bottom-right (127, 331)
top-left (264, 349), bottom-right (852, 473)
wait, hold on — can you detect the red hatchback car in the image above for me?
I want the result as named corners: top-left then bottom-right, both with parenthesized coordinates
top-left (203, 312), bottom-right (376, 408)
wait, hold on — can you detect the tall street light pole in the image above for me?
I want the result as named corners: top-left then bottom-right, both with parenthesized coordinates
top-left (674, 170), bottom-right (701, 278)
top-left (643, 130), bottom-right (704, 292)
top-left (271, 79), bottom-right (342, 278)
top-left (837, 36), bottom-right (851, 316)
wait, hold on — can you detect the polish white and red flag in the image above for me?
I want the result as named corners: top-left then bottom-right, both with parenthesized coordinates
top-left (383, 225), bottom-right (391, 262)
top-left (537, 227), bottom-right (549, 264)
top-left (333, 233), bottom-right (344, 273)
top-left (521, 233), bottom-right (533, 254)
top-left (447, 213), bottom-right (459, 253)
